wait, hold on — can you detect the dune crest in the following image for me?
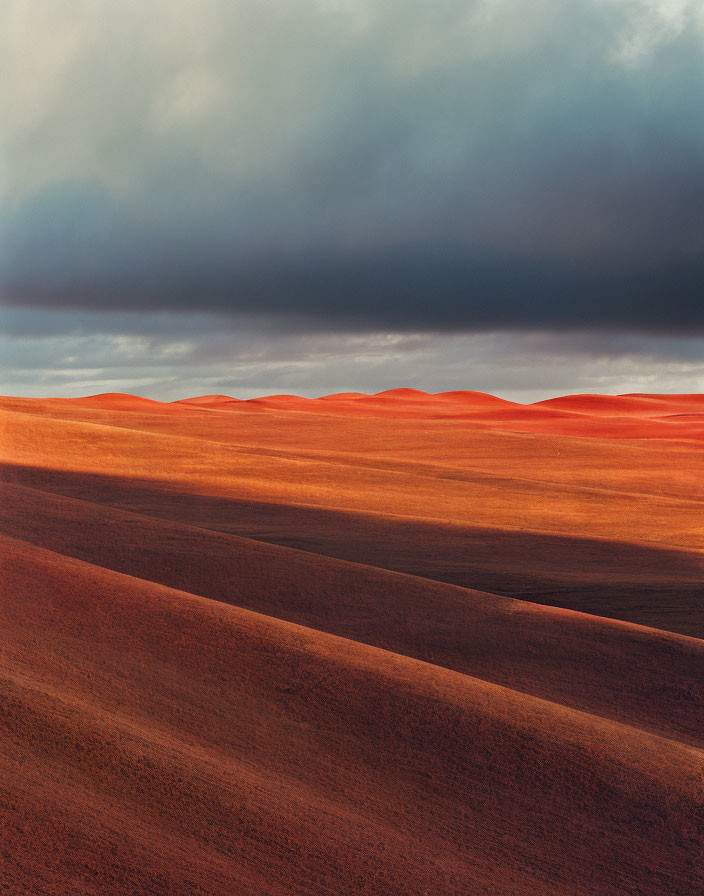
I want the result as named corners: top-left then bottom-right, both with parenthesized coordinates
top-left (27, 388), bottom-right (704, 436)
top-left (174, 394), bottom-right (238, 405)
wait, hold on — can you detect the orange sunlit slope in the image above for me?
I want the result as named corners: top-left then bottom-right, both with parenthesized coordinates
top-left (1, 390), bottom-right (703, 895)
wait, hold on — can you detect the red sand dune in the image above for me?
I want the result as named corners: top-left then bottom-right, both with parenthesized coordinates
top-left (53, 392), bottom-right (198, 415)
top-left (174, 394), bottom-right (241, 406)
top-left (535, 392), bottom-right (704, 417)
top-left (65, 391), bottom-right (168, 408)
top-left (157, 388), bottom-right (704, 433)
top-left (436, 389), bottom-right (517, 406)
top-left (1, 389), bottom-right (703, 895)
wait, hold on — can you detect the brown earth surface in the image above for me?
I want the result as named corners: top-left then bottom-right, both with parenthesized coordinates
top-left (1, 390), bottom-right (702, 895)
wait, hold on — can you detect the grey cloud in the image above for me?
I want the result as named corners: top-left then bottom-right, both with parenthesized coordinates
top-left (2, 307), bottom-right (703, 400)
top-left (2, 0), bottom-right (704, 333)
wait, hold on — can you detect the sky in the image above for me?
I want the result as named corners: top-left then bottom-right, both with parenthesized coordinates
top-left (2, 0), bottom-right (703, 400)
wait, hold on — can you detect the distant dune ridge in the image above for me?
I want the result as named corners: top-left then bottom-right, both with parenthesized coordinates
top-left (1, 389), bottom-right (703, 895)
top-left (44, 387), bottom-right (704, 434)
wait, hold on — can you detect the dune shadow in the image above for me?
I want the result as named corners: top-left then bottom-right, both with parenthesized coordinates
top-left (3, 461), bottom-right (703, 638)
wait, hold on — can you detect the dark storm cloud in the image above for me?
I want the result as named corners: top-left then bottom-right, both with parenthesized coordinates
top-left (2, 0), bottom-right (704, 333)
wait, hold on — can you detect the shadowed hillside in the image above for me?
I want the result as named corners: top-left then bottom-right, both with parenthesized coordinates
top-left (1, 391), bottom-right (702, 895)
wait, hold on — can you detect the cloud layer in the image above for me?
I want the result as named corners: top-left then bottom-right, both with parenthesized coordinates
top-left (2, 307), bottom-right (703, 401)
top-left (3, 0), bottom-right (704, 334)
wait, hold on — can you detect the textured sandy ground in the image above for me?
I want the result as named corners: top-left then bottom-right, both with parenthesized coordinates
top-left (1, 390), bottom-right (702, 894)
